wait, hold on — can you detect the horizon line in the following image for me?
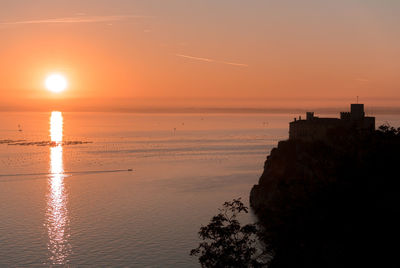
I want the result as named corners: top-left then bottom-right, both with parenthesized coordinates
top-left (1, 106), bottom-right (400, 115)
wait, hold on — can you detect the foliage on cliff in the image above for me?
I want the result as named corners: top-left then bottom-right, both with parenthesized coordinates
top-left (250, 126), bottom-right (400, 268)
top-left (190, 199), bottom-right (268, 267)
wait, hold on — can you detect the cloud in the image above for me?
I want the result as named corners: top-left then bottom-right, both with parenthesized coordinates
top-left (0, 15), bottom-right (150, 26)
top-left (355, 78), bottom-right (369, 82)
top-left (175, 53), bottom-right (248, 67)
top-left (175, 54), bottom-right (214, 63)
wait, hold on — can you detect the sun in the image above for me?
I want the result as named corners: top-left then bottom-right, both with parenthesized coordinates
top-left (45, 74), bottom-right (68, 93)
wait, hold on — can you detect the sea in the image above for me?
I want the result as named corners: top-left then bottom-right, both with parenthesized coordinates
top-left (0, 112), bottom-right (398, 267)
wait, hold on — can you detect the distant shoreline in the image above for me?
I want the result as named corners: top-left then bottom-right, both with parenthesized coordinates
top-left (0, 106), bottom-right (400, 115)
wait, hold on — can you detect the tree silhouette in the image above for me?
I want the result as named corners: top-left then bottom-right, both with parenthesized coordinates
top-left (190, 198), bottom-right (267, 267)
top-left (378, 124), bottom-right (400, 136)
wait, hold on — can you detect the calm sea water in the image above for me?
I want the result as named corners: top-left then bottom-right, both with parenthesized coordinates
top-left (0, 112), bottom-right (397, 266)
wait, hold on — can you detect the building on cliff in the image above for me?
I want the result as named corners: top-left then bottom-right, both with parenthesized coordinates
top-left (289, 104), bottom-right (375, 141)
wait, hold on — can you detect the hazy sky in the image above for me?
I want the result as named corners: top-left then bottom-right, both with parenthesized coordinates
top-left (1, 0), bottom-right (399, 110)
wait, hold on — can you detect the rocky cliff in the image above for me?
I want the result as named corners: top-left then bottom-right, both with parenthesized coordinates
top-left (250, 127), bottom-right (400, 268)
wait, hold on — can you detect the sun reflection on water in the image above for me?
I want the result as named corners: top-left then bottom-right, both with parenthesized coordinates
top-left (46, 111), bottom-right (71, 264)
top-left (50, 111), bottom-right (63, 144)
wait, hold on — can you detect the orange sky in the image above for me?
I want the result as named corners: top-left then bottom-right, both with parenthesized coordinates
top-left (1, 0), bottom-right (400, 111)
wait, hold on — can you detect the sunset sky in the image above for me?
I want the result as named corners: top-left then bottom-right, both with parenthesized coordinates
top-left (1, 0), bottom-right (400, 111)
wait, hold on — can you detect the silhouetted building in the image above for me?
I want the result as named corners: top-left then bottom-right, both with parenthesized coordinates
top-left (289, 104), bottom-right (375, 141)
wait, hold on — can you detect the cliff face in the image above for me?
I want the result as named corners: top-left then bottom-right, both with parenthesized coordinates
top-left (250, 131), bottom-right (400, 268)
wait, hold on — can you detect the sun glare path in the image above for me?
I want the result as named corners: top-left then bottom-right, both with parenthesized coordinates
top-left (47, 111), bottom-right (71, 264)
top-left (50, 111), bottom-right (63, 144)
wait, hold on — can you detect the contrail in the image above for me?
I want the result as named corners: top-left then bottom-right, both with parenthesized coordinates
top-left (175, 54), bottom-right (214, 63)
top-left (0, 15), bottom-right (151, 26)
top-left (175, 53), bottom-right (249, 67)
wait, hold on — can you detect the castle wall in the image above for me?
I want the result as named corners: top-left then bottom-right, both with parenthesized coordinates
top-left (289, 104), bottom-right (375, 142)
top-left (289, 119), bottom-right (342, 141)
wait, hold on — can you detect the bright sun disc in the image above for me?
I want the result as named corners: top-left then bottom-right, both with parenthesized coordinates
top-left (45, 74), bottom-right (68, 93)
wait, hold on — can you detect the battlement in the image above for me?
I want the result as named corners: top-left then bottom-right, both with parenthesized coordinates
top-left (289, 104), bottom-right (375, 141)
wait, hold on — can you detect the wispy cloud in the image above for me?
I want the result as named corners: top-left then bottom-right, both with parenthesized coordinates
top-left (175, 54), bottom-right (214, 63)
top-left (355, 78), bottom-right (369, 82)
top-left (175, 53), bottom-right (248, 67)
top-left (0, 15), bottom-right (150, 26)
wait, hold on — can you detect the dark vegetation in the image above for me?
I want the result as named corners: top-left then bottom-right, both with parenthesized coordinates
top-left (190, 199), bottom-right (267, 267)
top-left (192, 125), bottom-right (400, 267)
top-left (377, 124), bottom-right (400, 136)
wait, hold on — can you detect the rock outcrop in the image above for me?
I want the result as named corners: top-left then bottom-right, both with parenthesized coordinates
top-left (250, 128), bottom-right (400, 268)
